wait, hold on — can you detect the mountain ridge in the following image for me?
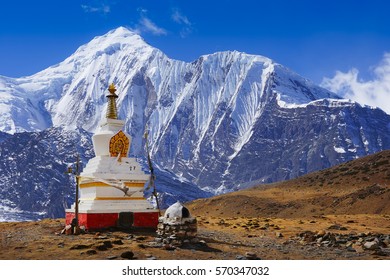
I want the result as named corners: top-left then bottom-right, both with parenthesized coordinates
top-left (1, 27), bottom-right (390, 220)
top-left (0, 27), bottom-right (344, 135)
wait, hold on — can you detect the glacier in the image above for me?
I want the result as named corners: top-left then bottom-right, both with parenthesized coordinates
top-left (1, 26), bottom-right (390, 220)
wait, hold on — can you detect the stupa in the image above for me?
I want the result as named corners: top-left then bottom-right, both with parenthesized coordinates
top-left (65, 83), bottom-right (159, 230)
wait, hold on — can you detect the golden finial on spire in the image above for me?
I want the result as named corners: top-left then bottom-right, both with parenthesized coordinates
top-left (108, 83), bottom-right (117, 94)
top-left (106, 83), bottom-right (118, 119)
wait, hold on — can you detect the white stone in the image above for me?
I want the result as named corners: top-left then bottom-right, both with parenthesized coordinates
top-left (363, 241), bottom-right (379, 250)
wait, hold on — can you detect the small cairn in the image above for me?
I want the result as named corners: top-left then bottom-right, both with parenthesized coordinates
top-left (156, 201), bottom-right (197, 245)
top-left (60, 218), bottom-right (84, 235)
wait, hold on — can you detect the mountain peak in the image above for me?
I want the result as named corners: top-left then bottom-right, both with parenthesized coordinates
top-left (101, 26), bottom-right (144, 43)
top-left (72, 26), bottom-right (152, 57)
top-left (29, 26), bottom-right (157, 82)
top-left (111, 26), bottom-right (136, 35)
top-left (199, 50), bottom-right (275, 66)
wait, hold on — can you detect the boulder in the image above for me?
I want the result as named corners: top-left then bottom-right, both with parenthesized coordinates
top-left (121, 251), bottom-right (134, 259)
top-left (245, 252), bottom-right (260, 260)
top-left (363, 241), bottom-right (379, 250)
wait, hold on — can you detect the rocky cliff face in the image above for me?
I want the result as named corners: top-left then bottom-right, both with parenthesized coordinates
top-left (1, 27), bottom-right (389, 220)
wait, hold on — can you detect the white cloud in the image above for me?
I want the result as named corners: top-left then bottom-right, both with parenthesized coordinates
top-left (171, 8), bottom-right (193, 38)
top-left (81, 4), bottom-right (110, 14)
top-left (172, 9), bottom-right (191, 26)
top-left (137, 7), bottom-right (148, 14)
top-left (321, 53), bottom-right (390, 114)
top-left (132, 7), bottom-right (167, 36)
top-left (137, 17), bottom-right (167, 36)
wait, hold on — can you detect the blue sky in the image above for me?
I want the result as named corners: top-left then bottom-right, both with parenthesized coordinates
top-left (1, 0), bottom-right (390, 111)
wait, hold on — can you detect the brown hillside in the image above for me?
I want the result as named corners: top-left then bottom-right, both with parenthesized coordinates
top-left (187, 150), bottom-right (390, 218)
top-left (1, 151), bottom-right (390, 260)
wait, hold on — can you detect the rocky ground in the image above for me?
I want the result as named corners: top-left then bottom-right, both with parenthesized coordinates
top-left (1, 214), bottom-right (390, 260)
top-left (2, 151), bottom-right (390, 260)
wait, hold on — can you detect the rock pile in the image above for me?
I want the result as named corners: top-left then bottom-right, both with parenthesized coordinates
top-left (60, 218), bottom-right (86, 235)
top-left (156, 202), bottom-right (198, 247)
top-left (293, 230), bottom-right (390, 256)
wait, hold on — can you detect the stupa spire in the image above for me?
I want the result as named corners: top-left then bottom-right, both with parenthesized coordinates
top-left (106, 83), bottom-right (118, 119)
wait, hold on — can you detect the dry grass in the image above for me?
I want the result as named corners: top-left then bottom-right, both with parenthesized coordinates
top-left (188, 150), bottom-right (390, 219)
top-left (1, 150), bottom-right (390, 260)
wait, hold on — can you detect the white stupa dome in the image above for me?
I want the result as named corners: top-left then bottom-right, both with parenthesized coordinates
top-left (164, 201), bottom-right (191, 221)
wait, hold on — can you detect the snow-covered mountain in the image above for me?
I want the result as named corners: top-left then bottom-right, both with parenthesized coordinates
top-left (1, 27), bottom-right (390, 220)
top-left (0, 127), bottom-right (93, 220)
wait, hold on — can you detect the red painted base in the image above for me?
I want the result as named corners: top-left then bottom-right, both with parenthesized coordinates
top-left (65, 211), bottom-right (159, 230)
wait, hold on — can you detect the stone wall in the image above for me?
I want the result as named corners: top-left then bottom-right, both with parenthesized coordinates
top-left (156, 216), bottom-right (197, 241)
